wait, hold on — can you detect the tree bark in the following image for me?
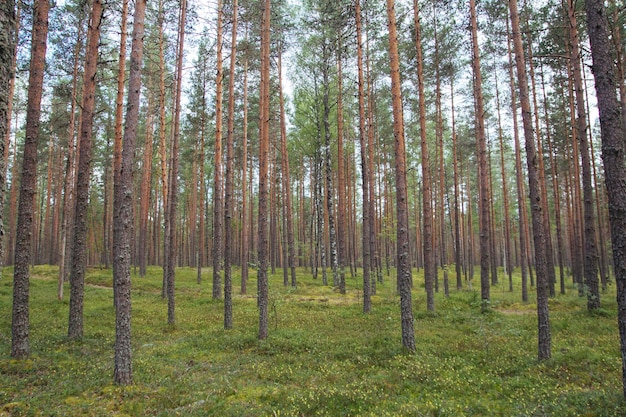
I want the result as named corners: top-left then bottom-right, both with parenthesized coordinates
top-left (509, 0), bottom-right (551, 360)
top-left (469, 0), bottom-right (491, 306)
top-left (387, 0), bottom-right (415, 352)
top-left (212, 0), bottom-right (224, 300)
top-left (11, 0), bottom-right (48, 359)
top-left (258, 0), bottom-right (271, 340)
top-left (584, 0), bottom-right (626, 398)
top-left (568, 0), bottom-right (600, 309)
top-left (113, 0), bottom-right (146, 385)
top-left (165, 0), bottom-right (186, 325)
top-left (355, 0), bottom-right (371, 314)
top-left (413, 0), bottom-right (434, 312)
top-left (223, 0), bottom-right (238, 329)
top-left (68, 0), bottom-right (103, 340)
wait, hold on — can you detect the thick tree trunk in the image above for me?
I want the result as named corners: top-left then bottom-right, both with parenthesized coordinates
top-left (258, 0), bottom-right (271, 340)
top-left (584, 0), bottom-right (626, 398)
top-left (451, 79), bottom-right (463, 291)
top-left (68, 0), bottom-right (103, 340)
top-left (0, 0), bottom-right (16, 277)
top-left (11, 0), bottom-right (48, 359)
top-left (509, 0), bottom-right (551, 360)
top-left (223, 0), bottom-right (238, 329)
top-left (113, 0), bottom-right (146, 385)
top-left (387, 0), bottom-right (415, 352)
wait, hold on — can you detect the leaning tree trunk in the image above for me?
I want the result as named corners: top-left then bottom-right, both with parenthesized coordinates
top-left (11, 0), bottom-right (47, 359)
top-left (113, 0), bottom-right (146, 385)
top-left (584, 0), bottom-right (626, 398)
top-left (68, 0), bottom-right (103, 341)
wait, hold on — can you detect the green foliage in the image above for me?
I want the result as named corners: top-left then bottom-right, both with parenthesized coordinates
top-left (0, 265), bottom-right (624, 416)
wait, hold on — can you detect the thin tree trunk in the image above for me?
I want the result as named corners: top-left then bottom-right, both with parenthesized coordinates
top-left (451, 78), bottom-right (463, 290)
top-left (114, 0), bottom-right (146, 385)
top-left (494, 68), bottom-right (513, 292)
top-left (509, 0), bottom-right (551, 360)
top-left (278, 50), bottom-right (296, 288)
top-left (240, 36), bottom-right (249, 294)
top-left (413, 0), bottom-right (434, 312)
top-left (139, 94), bottom-right (154, 277)
top-left (470, 0), bottom-right (491, 306)
top-left (11, 0), bottom-right (48, 359)
top-left (355, 0), bottom-right (371, 314)
top-left (568, 0), bottom-right (600, 309)
top-left (165, 0), bottom-right (186, 325)
top-left (68, 0), bottom-right (103, 340)
top-left (336, 47), bottom-right (346, 294)
top-left (212, 0), bottom-right (224, 300)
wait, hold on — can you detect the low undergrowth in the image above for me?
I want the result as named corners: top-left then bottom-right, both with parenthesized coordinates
top-left (1, 265), bottom-right (624, 416)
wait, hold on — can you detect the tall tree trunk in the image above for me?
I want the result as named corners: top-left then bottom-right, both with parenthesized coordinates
top-left (321, 52), bottom-right (338, 287)
top-left (165, 0), bottom-right (186, 325)
top-left (451, 78), bottom-right (463, 290)
top-left (240, 37), bottom-right (249, 294)
top-left (0, 0), bottom-right (16, 278)
top-left (584, 0), bottom-right (626, 398)
top-left (58, 21), bottom-right (82, 299)
top-left (257, 0), bottom-right (271, 340)
top-left (139, 94), bottom-right (154, 277)
top-left (355, 0), bottom-right (371, 314)
top-left (527, 35), bottom-right (556, 297)
top-left (278, 50), bottom-right (296, 288)
top-left (509, 0), bottom-right (551, 360)
top-left (336, 47), bottom-right (346, 294)
top-left (494, 68), bottom-right (513, 292)
top-left (11, 0), bottom-right (48, 359)
top-left (387, 0), bottom-right (415, 352)
top-left (469, 0), bottom-right (491, 306)
top-left (223, 0), bottom-right (238, 329)
top-left (158, 0), bottom-right (168, 295)
top-left (413, 0), bottom-right (434, 312)
top-left (212, 0), bottom-right (224, 300)
top-left (114, 0), bottom-right (146, 385)
top-left (68, 0), bottom-right (103, 340)
top-left (568, 0), bottom-right (600, 309)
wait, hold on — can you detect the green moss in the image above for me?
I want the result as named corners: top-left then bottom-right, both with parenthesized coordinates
top-left (0, 265), bottom-right (623, 416)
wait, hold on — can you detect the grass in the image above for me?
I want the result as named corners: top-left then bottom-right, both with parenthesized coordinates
top-left (1, 264), bottom-right (624, 416)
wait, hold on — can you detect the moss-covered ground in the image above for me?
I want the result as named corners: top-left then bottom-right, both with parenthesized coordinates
top-left (1, 265), bottom-right (624, 416)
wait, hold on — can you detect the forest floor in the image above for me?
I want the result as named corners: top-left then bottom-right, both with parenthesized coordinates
top-left (1, 265), bottom-right (625, 416)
